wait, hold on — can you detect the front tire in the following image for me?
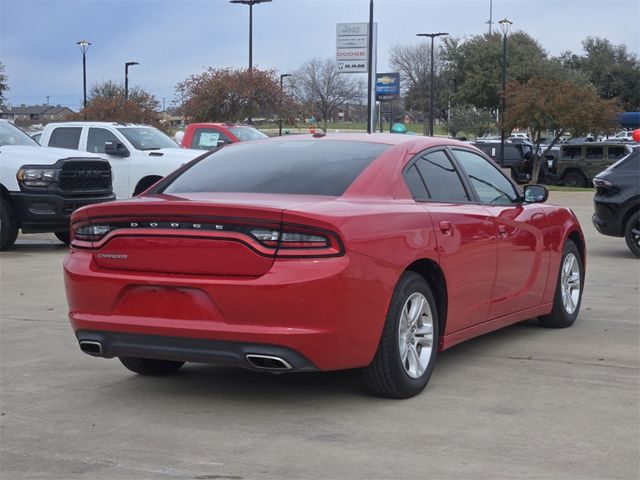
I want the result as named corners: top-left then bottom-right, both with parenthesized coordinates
top-left (624, 212), bottom-right (640, 258)
top-left (365, 272), bottom-right (439, 399)
top-left (119, 357), bottom-right (185, 375)
top-left (1, 198), bottom-right (19, 251)
top-left (539, 239), bottom-right (583, 328)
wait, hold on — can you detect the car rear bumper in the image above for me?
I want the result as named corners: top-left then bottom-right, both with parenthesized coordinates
top-left (75, 330), bottom-right (318, 372)
top-left (64, 249), bottom-right (394, 371)
top-left (592, 200), bottom-right (624, 237)
top-left (10, 191), bottom-right (115, 233)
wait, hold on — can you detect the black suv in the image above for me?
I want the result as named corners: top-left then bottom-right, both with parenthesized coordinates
top-left (592, 147), bottom-right (640, 257)
top-left (471, 141), bottom-right (536, 183)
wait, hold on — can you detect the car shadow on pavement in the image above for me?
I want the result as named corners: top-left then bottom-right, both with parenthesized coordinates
top-left (100, 319), bottom-right (547, 404)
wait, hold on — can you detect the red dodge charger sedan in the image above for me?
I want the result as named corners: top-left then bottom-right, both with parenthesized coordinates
top-left (64, 134), bottom-right (585, 398)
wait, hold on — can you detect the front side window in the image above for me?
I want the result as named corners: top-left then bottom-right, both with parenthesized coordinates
top-left (117, 127), bottom-right (178, 150)
top-left (608, 146), bottom-right (631, 160)
top-left (412, 151), bottom-right (469, 203)
top-left (453, 149), bottom-right (519, 204)
top-left (87, 128), bottom-right (121, 154)
top-left (162, 140), bottom-right (390, 196)
top-left (48, 127), bottom-right (82, 150)
top-left (192, 128), bottom-right (230, 150)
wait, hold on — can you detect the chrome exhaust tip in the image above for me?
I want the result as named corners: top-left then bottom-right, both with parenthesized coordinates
top-left (79, 340), bottom-right (103, 356)
top-left (245, 354), bottom-right (293, 371)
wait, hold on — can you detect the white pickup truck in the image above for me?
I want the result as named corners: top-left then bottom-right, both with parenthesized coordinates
top-left (0, 120), bottom-right (114, 250)
top-left (39, 122), bottom-right (204, 198)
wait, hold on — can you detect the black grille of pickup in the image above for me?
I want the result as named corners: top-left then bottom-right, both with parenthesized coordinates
top-left (59, 160), bottom-right (112, 193)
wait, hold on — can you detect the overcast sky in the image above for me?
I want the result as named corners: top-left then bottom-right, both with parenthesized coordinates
top-left (1, 0), bottom-right (639, 110)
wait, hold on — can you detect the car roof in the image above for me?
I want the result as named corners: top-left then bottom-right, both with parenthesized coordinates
top-left (46, 121), bottom-right (153, 128)
top-left (267, 132), bottom-right (469, 150)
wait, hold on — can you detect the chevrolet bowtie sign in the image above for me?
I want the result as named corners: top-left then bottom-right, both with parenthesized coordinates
top-left (336, 23), bottom-right (371, 73)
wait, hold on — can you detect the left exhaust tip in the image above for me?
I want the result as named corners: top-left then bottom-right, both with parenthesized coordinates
top-left (79, 340), bottom-right (103, 356)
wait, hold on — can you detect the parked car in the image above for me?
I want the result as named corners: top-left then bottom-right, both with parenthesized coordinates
top-left (612, 130), bottom-right (635, 142)
top-left (39, 122), bottom-right (203, 198)
top-left (552, 143), bottom-right (634, 187)
top-left (592, 147), bottom-right (640, 257)
top-left (471, 140), bottom-right (534, 182)
top-left (0, 120), bottom-right (114, 250)
top-left (180, 123), bottom-right (268, 150)
top-left (64, 134), bottom-right (585, 399)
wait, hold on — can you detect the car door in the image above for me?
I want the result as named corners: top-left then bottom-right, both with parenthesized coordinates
top-left (85, 127), bottom-right (129, 198)
top-left (450, 148), bottom-right (549, 318)
top-left (404, 149), bottom-right (499, 333)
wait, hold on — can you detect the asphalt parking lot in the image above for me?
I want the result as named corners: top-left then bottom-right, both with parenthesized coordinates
top-left (1, 191), bottom-right (638, 480)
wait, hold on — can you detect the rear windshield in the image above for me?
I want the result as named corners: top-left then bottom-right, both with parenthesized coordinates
top-left (162, 140), bottom-right (390, 196)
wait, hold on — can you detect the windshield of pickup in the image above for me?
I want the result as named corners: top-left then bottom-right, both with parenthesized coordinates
top-left (0, 122), bottom-right (39, 147)
top-left (117, 127), bottom-right (178, 150)
top-left (228, 126), bottom-right (268, 142)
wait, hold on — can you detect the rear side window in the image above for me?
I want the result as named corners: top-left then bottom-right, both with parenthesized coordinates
top-left (163, 140), bottom-right (390, 196)
top-left (411, 151), bottom-right (469, 202)
top-left (48, 127), bottom-right (81, 150)
top-left (608, 146), bottom-right (631, 160)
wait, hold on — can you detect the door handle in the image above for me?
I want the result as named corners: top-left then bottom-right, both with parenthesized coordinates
top-left (498, 225), bottom-right (508, 238)
top-left (439, 221), bottom-right (453, 235)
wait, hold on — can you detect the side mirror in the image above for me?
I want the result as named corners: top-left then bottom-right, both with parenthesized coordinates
top-left (523, 184), bottom-right (549, 203)
top-left (104, 141), bottom-right (129, 157)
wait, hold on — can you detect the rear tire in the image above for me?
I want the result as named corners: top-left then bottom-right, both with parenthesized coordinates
top-left (119, 357), bottom-right (185, 375)
top-left (1, 198), bottom-right (19, 251)
top-left (563, 171), bottom-right (587, 188)
top-left (365, 272), bottom-right (439, 399)
top-left (539, 239), bottom-right (583, 328)
top-left (54, 231), bottom-right (71, 244)
top-left (624, 211), bottom-right (640, 258)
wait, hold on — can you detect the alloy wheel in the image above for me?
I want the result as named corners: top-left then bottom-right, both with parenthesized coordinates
top-left (398, 292), bottom-right (434, 379)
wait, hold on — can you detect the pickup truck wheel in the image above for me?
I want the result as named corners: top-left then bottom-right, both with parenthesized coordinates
top-left (624, 212), bottom-right (640, 258)
top-left (0, 198), bottom-right (19, 251)
top-left (54, 231), bottom-right (71, 245)
top-left (119, 357), bottom-right (185, 375)
top-left (563, 171), bottom-right (587, 188)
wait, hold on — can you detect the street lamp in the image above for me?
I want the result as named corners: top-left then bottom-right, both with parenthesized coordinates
top-left (125, 61), bottom-right (139, 100)
top-left (230, 0), bottom-right (272, 124)
top-left (416, 32), bottom-right (448, 137)
top-left (76, 40), bottom-right (91, 119)
top-left (499, 17), bottom-right (513, 167)
top-left (229, 0), bottom-right (272, 72)
top-left (279, 73), bottom-right (292, 136)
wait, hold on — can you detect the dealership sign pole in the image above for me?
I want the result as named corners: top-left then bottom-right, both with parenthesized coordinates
top-left (336, 16), bottom-right (377, 133)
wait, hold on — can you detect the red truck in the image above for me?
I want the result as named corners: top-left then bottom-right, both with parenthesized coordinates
top-left (180, 123), bottom-right (268, 150)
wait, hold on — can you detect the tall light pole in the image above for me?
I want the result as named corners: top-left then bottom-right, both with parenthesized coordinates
top-left (499, 18), bottom-right (513, 167)
top-left (125, 61), bottom-right (139, 100)
top-left (229, 0), bottom-right (272, 72)
top-left (416, 32), bottom-right (448, 137)
top-left (77, 40), bottom-right (91, 120)
top-left (230, 0), bottom-right (272, 124)
top-left (279, 73), bottom-right (292, 136)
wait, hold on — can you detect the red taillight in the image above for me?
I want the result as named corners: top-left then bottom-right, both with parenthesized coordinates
top-left (71, 217), bottom-right (344, 258)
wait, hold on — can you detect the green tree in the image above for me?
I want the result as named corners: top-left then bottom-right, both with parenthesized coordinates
top-left (447, 105), bottom-right (496, 138)
top-left (0, 62), bottom-right (8, 106)
top-left (504, 78), bottom-right (620, 183)
top-left (560, 36), bottom-right (640, 110)
top-left (444, 32), bottom-right (570, 112)
top-left (176, 68), bottom-right (282, 123)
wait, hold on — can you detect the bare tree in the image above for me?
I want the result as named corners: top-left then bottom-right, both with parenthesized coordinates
top-left (291, 58), bottom-right (364, 131)
top-left (390, 41), bottom-right (450, 135)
